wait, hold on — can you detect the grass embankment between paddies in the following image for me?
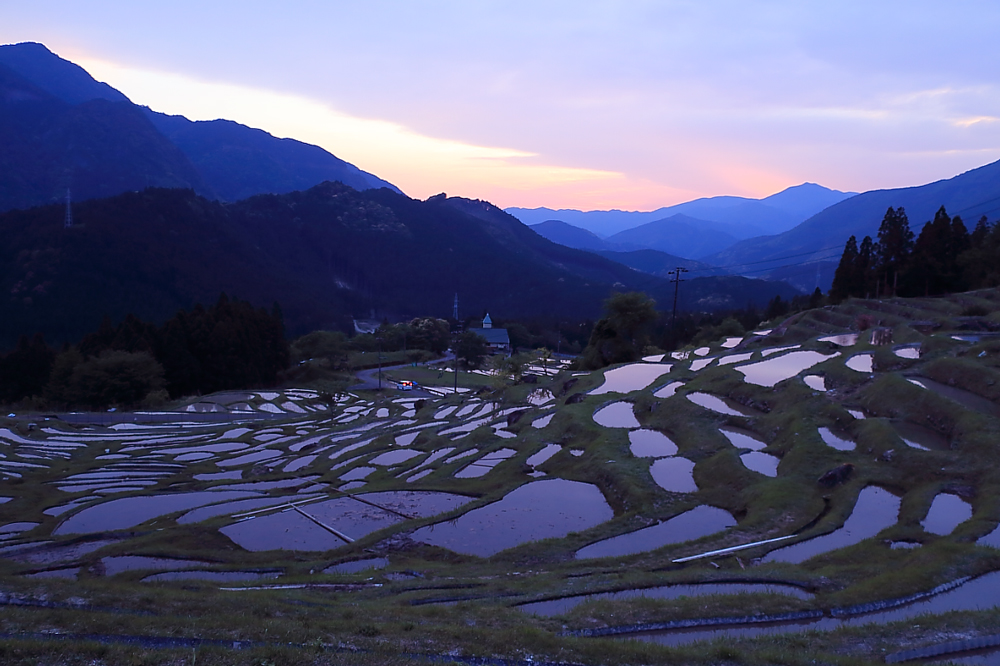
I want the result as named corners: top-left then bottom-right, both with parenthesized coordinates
top-left (4, 291), bottom-right (1000, 663)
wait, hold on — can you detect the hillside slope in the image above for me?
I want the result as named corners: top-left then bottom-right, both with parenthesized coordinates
top-left (0, 185), bottom-right (800, 349)
top-left (0, 63), bottom-right (211, 211)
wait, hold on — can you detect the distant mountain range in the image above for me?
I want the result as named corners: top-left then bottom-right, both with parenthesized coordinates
top-left (508, 182), bottom-right (857, 239)
top-left (0, 42), bottom-right (398, 212)
top-left (704, 158), bottom-right (1000, 292)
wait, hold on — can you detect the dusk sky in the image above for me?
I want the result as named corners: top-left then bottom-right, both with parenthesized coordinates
top-left (3, 1), bottom-right (1000, 210)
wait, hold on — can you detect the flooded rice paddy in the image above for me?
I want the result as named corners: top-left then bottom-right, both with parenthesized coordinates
top-left (519, 580), bottom-right (812, 616)
top-left (411, 479), bottom-right (613, 557)
top-left (628, 429), bottom-right (678, 457)
top-left (739, 451), bottom-right (779, 476)
top-left (649, 457), bottom-right (698, 493)
top-left (590, 363), bottom-right (673, 395)
top-left (846, 353), bottom-right (874, 373)
top-left (735, 351), bottom-right (839, 387)
top-left (922, 493), bottom-right (973, 535)
top-left (764, 487), bottom-right (900, 563)
top-left (686, 392), bottom-right (753, 417)
top-left (818, 427), bottom-right (856, 451)
top-left (633, 570), bottom-right (1000, 646)
top-left (720, 427), bottom-right (767, 450)
top-left (593, 402), bottom-right (640, 428)
top-left (575, 506), bottom-right (736, 559)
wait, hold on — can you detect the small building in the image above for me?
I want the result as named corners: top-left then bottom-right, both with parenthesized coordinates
top-left (472, 313), bottom-right (510, 352)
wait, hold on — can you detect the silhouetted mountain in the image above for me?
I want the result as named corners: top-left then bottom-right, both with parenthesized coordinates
top-left (0, 62), bottom-right (210, 211)
top-left (145, 111), bottom-right (400, 201)
top-left (0, 41), bottom-right (128, 105)
top-left (603, 214), bottom-right (739, 258)
top-left (0, 42), bottom-right (399, 212)
top-left (530, 219), bottom-right (610, 251)
top-left (0, 184), bottom-right (801, 350)
top-left (761, 182), bottom-right (857, 221)
top-left (704, 159), bottom-right (1000, 292)
top-left (507, 183), bottom-right (855, 238)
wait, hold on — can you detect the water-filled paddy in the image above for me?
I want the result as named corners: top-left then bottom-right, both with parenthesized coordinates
top-left (526, 444), bottom-right (562, 468)
top-left (909, 377), bottom-right (1000, 418)
top-left (370, 449), bottom-right (422, 466)
top-left (519, 580), bottom-right (812, 616)
top-left (411, 479), bottom-right (613, 557)
top-left (740, 451), bottom-right (779, 476)
top-left (55, 491), bottom-right (262, 534)
top-left (764, 487), bottom-right (900, 563)
top-left (143, 570), bottom-right (279, 582)
top-left (628, 429), bottom-right (678, 457)
top-left (803, 375), bottom-right (826, 391)
top-left (532, 413), bottom-right (554, 429)
top-left (846, 353), bottom-right (874, 373)
top-left (818, 427), bottom-right (855, 451)
top-left (649, 457), bottom-right (697, 493)
top-left (686, 393), bottom-right (752, 417)
top-left (220, 511), bottom-right (347, 551)
top-left (720, 428), bottom-right (767, 451)
top-left (593, 402), bottom-right (640, 428)
top-left (576, 506), bottom-right (735, 559)
top-left (634, 570), bottom-right (1000, 647)
top-left (689, 358), bottom-right (715, 371)
top-left (590, 363), bottom-right (673, 395)
top-left (653, 381), bottom-right (683, 398)
top-left (455, 448), bottom-right (516, 478)
top-left (819, 333), bottom-right (859, 346)
top-left (736, 351), bottom-right (839, 387)
top-left (891, 420), bottom-right (949, 451)
top-left (922, 493), bottom-right (973, 536)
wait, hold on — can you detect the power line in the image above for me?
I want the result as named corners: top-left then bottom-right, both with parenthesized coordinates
top-left (682, 243), bottom-right (849, 274)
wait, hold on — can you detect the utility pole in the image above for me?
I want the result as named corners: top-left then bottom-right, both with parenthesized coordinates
top-left (377, 334), bottom-right (383, 390)
top-left (669, 267), bottom-right (689, 331)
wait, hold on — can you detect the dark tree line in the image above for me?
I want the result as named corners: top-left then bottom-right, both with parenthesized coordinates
top-left (831, 206), bottom-right (995, 301)
top-left (0, 294), bottom-right (288, 408)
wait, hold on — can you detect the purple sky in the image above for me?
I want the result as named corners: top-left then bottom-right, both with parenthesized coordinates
top-left (3, 1), bottom-right (1000, 210)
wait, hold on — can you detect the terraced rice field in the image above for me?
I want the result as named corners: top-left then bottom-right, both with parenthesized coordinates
top-left (3, 290), bottom-right (1000, 664)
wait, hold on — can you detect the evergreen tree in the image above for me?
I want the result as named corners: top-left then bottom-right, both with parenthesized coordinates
top-left (971, 216), bottom-right (991, 246)
top-left (906, 207), bottom-right (969, 296)
top-left (830, 235), bottom-right (859, 302)
top-left (874, 207), bottom-right (913, 296)
top-left (855, 236), bottom-right (875, 298)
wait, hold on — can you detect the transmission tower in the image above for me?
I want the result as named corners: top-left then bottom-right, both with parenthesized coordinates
top-left (453, 293), bottom-right (459, 320)
top-left (64, 188), bottom-right (73, 228)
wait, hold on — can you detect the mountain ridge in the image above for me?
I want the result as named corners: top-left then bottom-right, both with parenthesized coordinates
top-left (508, 183), bottom-right (856, 239)
top-left (702, 158), bottom-right (1000, 292)
top-left (0, 41), bottom-right (400, 212)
